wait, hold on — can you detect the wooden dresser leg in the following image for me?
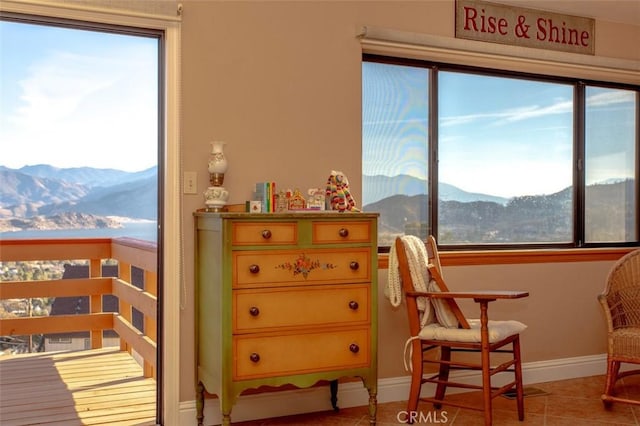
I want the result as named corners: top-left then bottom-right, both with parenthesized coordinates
top-left (222, 413), bottom-right (232, 426)
top-left (196, 382), bottom-right (204, 426)
top-left (330, 379), bottom-right (339, 411)
top-left (368, 391), bottom-right (378, 424)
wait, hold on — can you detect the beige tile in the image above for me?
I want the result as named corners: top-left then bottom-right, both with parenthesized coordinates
top-left (544, 415), bottom-right (637, 425)
top-left (232, 375), bottom-right (640, 425)
top-left (621, 373), bottom-right (640, 402)
top-left (451, 409), bottom-right (545, 425)
top-left (536, 375), bottom-right (607, 399)
top-left (545, 394), bottom-right (637, 424)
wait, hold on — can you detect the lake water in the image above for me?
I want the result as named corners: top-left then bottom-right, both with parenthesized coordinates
top-left (0, 221), bottom-right (158, 242)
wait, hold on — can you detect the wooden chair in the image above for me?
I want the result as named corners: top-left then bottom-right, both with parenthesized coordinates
top-left (598, 248), bottom-right (640, 408)
top-left (389, 235), bottom-right (528, 425)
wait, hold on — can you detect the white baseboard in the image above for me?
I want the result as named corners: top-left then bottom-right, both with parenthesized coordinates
top-left (180, 353), bottom-right (608, 426)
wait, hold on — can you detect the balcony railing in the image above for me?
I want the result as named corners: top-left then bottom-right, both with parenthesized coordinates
top-left (0, 237), bottom-right (157, 378)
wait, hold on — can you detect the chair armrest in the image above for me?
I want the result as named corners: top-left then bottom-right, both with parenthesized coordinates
top-left (598, 293), bottom-right (615, 332)
top-left (405, 290), bottom-right (527, 331)
top-left (406, 290), bottom-right (529, 302)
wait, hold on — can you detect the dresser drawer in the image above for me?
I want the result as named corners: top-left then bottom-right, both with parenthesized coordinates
top-left (232, 221), bottom-right (297, 245)
top-left (233, 284), bottom-right (370, 333)
top-left (233, 327), bottom-right (370, 380)
top-left (312, 220), bottom-right (373, 244)
top-left (233, 248), bottom-right (371, 287)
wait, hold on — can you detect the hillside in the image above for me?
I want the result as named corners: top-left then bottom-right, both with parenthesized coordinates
top-left (12, 164), bottom-right (139, 187)
top-left (0, 212), bottom-right (122, 233)
top-left (0, 168), bottom-right (90, 207)
top-left (364, 180), bottom-right (634, 245)
top-left (0, 166), bottom-right (157, 231)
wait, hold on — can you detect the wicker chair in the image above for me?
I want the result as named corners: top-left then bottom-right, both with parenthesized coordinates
top-left (598, 249), bottom-right (640, 408)
top-left (388, 235), bottom-right (528, 425)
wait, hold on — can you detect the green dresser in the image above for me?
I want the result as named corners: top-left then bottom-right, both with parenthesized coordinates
top-left (194, 212), bottom-right (378, 425)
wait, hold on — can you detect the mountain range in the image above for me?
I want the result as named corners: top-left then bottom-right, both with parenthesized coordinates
top-left (1, 166), bottom-right (632, 241)
top-left (363, 178), bottom-right (635, 245)
top-left (0, 165), bottom-right (157, 231)
top-left (362, 174), bottom-right (508, 205)
top-left (1, 168), bottom-right (497, 223)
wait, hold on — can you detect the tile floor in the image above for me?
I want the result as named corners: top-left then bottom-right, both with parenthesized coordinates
top-left (235, 374), bottom-right (640, 425)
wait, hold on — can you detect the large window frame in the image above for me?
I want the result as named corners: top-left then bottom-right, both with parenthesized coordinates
top-left (0, 1), bottom-right (182, 424)
top-left (363, 53), bottom-right (640, 252)
top-left (1, 11), bottom-right (165, 420)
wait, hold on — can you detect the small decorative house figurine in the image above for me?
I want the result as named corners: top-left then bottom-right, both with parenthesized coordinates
top-left (288, 189), bottom-right (306, 210)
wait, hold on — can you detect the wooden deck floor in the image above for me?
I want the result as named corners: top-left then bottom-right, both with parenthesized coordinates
top-left (0, 347), bottom-right (156, 426)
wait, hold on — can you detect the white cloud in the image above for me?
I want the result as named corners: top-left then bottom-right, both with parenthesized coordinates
top-left (587, 90), bottom-right (635, 107)
top-left (3, 42), bottom-right (157, 171)
top-left (441, 88), bottom-right (634, 130)
top-left (440, 99), bottom-right (572, 128)
top-left (11, 51), bottom-right (116, 126)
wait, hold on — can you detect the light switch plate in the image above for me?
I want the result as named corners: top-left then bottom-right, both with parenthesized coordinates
top-left (184, 172), bottom-right (197, 194)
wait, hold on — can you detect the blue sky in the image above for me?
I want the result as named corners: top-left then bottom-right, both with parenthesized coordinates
top-left (1, 21), bottom-right (634, 195)
top-left (0, 21), bottom-right (158, 172)
top-left (362, 61), bottom-right (636, 198)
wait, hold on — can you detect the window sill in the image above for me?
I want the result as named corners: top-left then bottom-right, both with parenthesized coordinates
top-left (378, 247), bottom-right (636, 269)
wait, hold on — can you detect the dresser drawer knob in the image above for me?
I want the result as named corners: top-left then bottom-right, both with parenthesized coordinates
top-left (339, 228), bottom-right (349, 238)
top-left (348, 301), bottom-right (359, 310)
top-left (249, 306), bottom-right (260, 316)
top-left (261, 229), bottom-right (272, 239)
top-left (349, 261), bottom-right (359, 271)
top-left (349, 343), bottom-right (360, 354)
top-left (249, 264), bottom-right (260, 274)
top-left (249, 352), bottom-right (260, 363)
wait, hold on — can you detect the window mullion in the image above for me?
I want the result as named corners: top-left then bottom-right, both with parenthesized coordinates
top-left (429, 66), bottom-right (439, 238)
top-left (575, 82), bottom-right (586, 247)
top-left (636, 92), bottom-right (640, 241)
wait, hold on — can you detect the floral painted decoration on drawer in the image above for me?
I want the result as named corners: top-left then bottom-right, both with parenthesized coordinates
top-left (275, 253), bottom-right (337, 279)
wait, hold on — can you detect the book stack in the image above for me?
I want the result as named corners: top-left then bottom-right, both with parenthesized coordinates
top-left (254, 182), bottom-right (276, 212)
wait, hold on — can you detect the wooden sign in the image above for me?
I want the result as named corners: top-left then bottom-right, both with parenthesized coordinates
top-left (455, 0), bottom-right (595, 55)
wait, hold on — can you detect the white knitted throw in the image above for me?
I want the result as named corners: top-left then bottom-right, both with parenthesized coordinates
top-left (387, 235), bottom-right (434, 327)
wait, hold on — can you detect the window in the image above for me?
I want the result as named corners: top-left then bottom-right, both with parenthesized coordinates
top-left (48, 336), bottom-right (72, 344)
top-left (362, 61), bottom-right (429, 246)
top-left (362, 55), bottom-right (639, 249)
top-left (585, 86), bottom-right (637, 243)
top-left (1, 2), bottom-right (182, 421)
top-left (0, 16), bottom-right (160, 242)
top-left (0, 13), bottom-right (164, 421)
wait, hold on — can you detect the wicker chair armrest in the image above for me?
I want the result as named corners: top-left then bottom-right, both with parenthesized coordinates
top-left (598, 294), bottom-right (615, 333)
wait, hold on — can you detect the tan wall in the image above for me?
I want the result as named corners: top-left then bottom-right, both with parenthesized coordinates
top-left (180, 0), bottom-right (640, 401)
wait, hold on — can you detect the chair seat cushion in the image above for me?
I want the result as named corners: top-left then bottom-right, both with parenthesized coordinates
top-left (418, 319), bottom-right (527, 343)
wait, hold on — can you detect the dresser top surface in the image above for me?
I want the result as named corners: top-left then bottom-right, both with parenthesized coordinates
top-left (194, 211), bottom-right (379, 219)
